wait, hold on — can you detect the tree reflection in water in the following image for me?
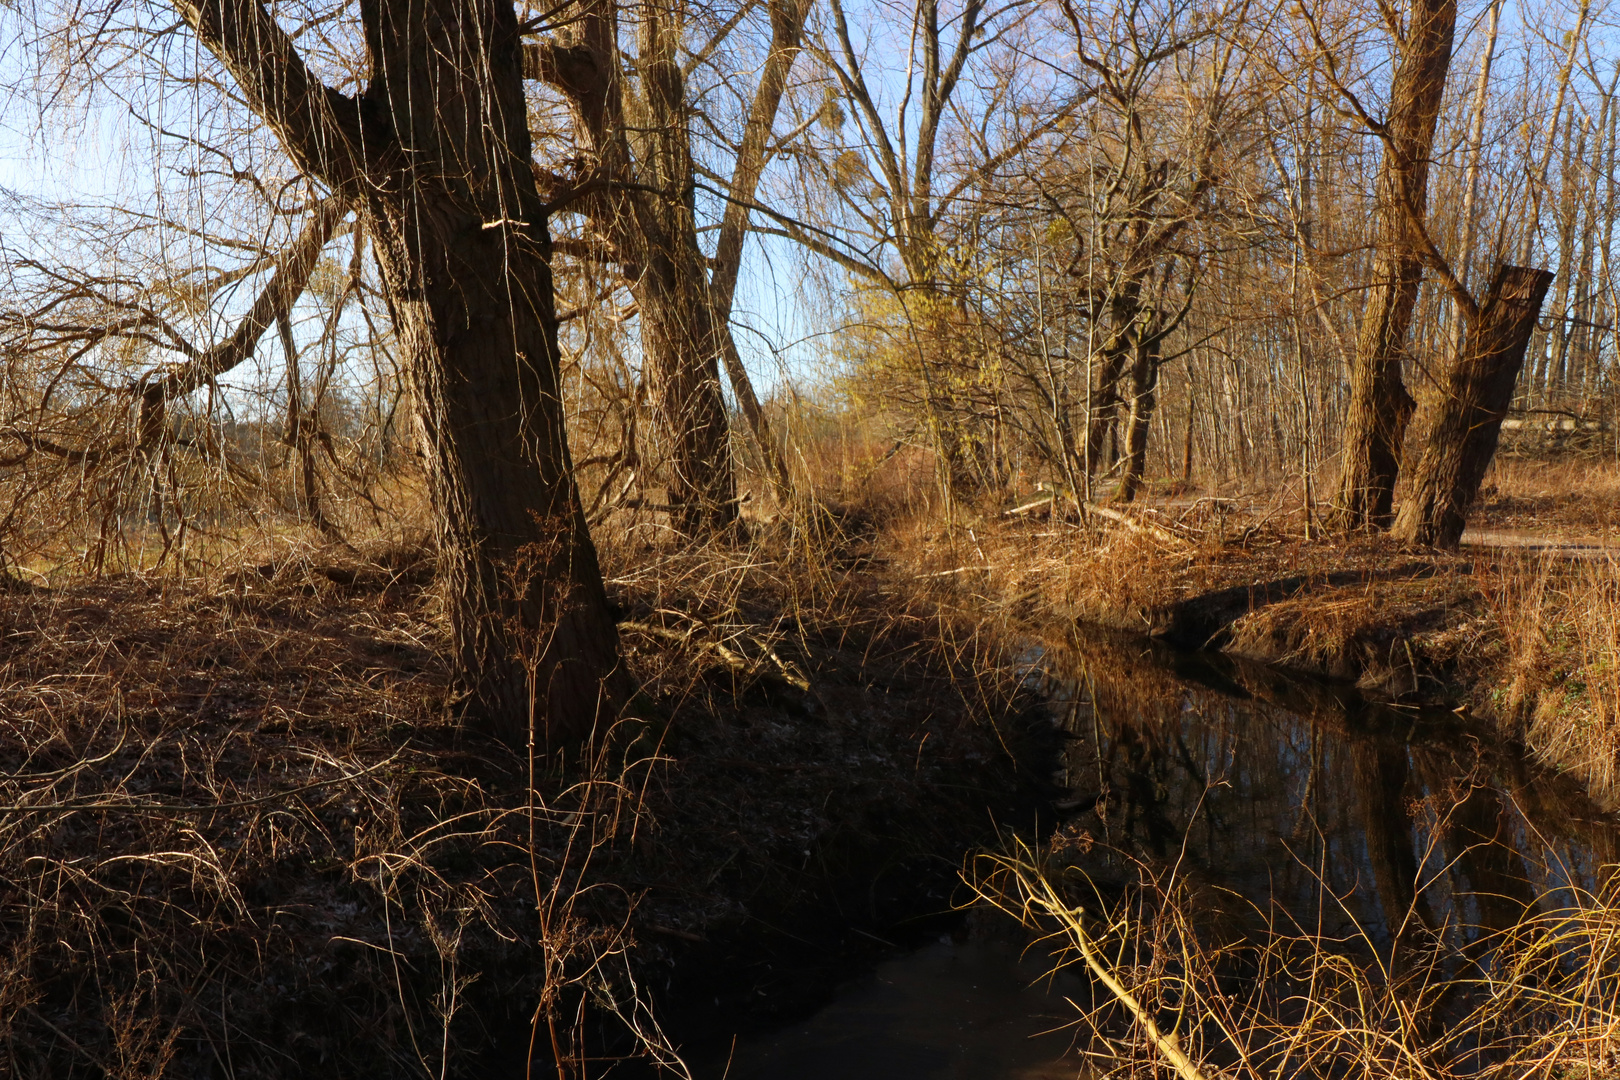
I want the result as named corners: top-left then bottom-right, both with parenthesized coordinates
top-left (985, 627), bottom-right (1620, 1078)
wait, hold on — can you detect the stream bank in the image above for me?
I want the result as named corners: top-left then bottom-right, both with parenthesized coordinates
top-left (659, 619), bottom-right (1620, 1080)
top-left (897, 503), bottom-right (1620, 807)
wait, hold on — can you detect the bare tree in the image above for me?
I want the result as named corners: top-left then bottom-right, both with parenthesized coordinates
top-left (526, 0), bottom-right (806, 532)
top-left (1325, 0), bottom-right (1458, 530)
top-left (169, 0), bottom-right (624, 743)
top-left (785, 0), bottom-right (1083, 502)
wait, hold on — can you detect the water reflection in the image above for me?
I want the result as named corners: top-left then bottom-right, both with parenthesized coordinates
top-left (701, 629), bottom-right (1620, 1078)
top-left (1043, 628), bottom-right (1620, 958)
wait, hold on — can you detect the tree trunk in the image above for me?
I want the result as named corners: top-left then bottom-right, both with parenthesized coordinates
top-left (706, 0), bottom-right (808, 508)
top-left (638, 249), bottom-right (737, 536)
top-left (1392, 265), bottom-right (1554, 550)
top-left (632, 10), bottom-right (737, 536)
top-left (276, 310), bottom-right (343, 542)
top-left (528, 0), bottom-right (807, 534)
top-left (1334, 294), bottom-right (1418, 528)
top-left (1330, 0), bottom-right (1456, 530)
top-left (176, 0), bottom-right (624, 745)
top-left (1116, 330), bottom-right (1161, 503)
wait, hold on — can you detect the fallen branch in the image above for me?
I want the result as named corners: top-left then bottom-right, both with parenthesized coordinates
top-left (970, 845), bottom-right (1210, 1080)
top-left (619, 619), bottom-right (810, 692)
top-left (1084, 501), bottom-right (1194, 548)
top-left (1004, 491), bottom-right (1057, 518)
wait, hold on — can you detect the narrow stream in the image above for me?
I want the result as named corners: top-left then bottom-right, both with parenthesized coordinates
top-left (698, 629), bottom-right (1620, 1079)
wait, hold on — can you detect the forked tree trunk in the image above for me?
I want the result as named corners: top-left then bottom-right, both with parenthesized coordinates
top-left (527, 0), bottom-right (808, 532)
top-left (177, 0), bottom-right (623, 745)
top-left (706, 0), bottom-right (808, 508)
top-left (1331, 0), bottom-right (1457, 530)
top-left (1392, 265), bottom-right (1554, 550)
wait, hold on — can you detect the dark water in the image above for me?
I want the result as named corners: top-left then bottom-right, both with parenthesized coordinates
top-left (698, 630), bottom-right (1620, 1079)
top-left (702, 938), bottom-right (1089, 1080)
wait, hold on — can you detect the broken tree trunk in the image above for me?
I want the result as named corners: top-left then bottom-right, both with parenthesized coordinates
top-left (1392, 265), bottom-right (1555, 550)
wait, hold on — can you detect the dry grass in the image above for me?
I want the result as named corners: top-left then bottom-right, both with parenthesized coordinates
top-left (8, 406), bottom-right (1620, 1076)
top-left (1485, 553), bottom-right (1620, 806)
top-left (972, 834), bottom-right (1620, 1080)
top-left (1478, 459), bottom-right (1620, 535)
top-left (0, 500), bottom-right (1041, 1076)
top-left (0, 561), bottom-right (643, 1078)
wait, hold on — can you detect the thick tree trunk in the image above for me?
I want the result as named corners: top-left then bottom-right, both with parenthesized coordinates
top-left (371, 215), bottom-right (621, 743)
top-left (632, 16), bottom-right (738, 537)
top-left (367, 0), bottom-right (622, 742)
top-left (1334, 292), bottom-right (1418, 528)
top-left (1331, 0), bottom-right (1456, 530)
top-left (1392, 265), bottom-right (1554, 550)
top-left (1116, 332), bottom-right (1161, 503)
top-left (638, 251), bottom-right (737, 536)
top-left (176, 0), bottom-right (624, 745)
top-left (1085, 345), bottom-right (1130, 478)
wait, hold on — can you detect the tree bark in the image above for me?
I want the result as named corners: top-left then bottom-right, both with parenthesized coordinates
top-left (1330, 0), bottom-right (1456, 530)
top-left (631, 5), bottom-right (737, 536)
top-left (175, 0), bottom-right (623, 745)
top-left (1116, 329), bottom-right (1161, 503)
top-left (638, 247), bottom-right (737, 536)
top-left (528, 0), bottom-right (810, 532)
top-left (1392, 265), bottom-right (1554, 550)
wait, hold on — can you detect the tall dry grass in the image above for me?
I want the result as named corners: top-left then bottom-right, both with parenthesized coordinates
top-left (973, 834), bottom-right (1620, 1080)
top-left (1487, 552), bottom-right (1620, 806)
top-left (0, 430), bottom-right (1044, 1076)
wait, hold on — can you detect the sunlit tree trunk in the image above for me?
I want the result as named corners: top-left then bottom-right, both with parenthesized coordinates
top-left (1330, 0), bottom-right (1456, 530)
top-left (1117, 324), bottom-right (1163, 503)
top-left (1393, 265), bottom-right (1554, 549)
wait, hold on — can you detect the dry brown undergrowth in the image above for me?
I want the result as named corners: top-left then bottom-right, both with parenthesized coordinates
top-left (0, 511), bottom-right (1033, 1078)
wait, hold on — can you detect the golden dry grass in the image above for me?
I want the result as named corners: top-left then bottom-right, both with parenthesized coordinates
top-left (1485, 553), bottom-right (1620, 806)
top-left (973, 834), bottom-right (1620, 1080)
